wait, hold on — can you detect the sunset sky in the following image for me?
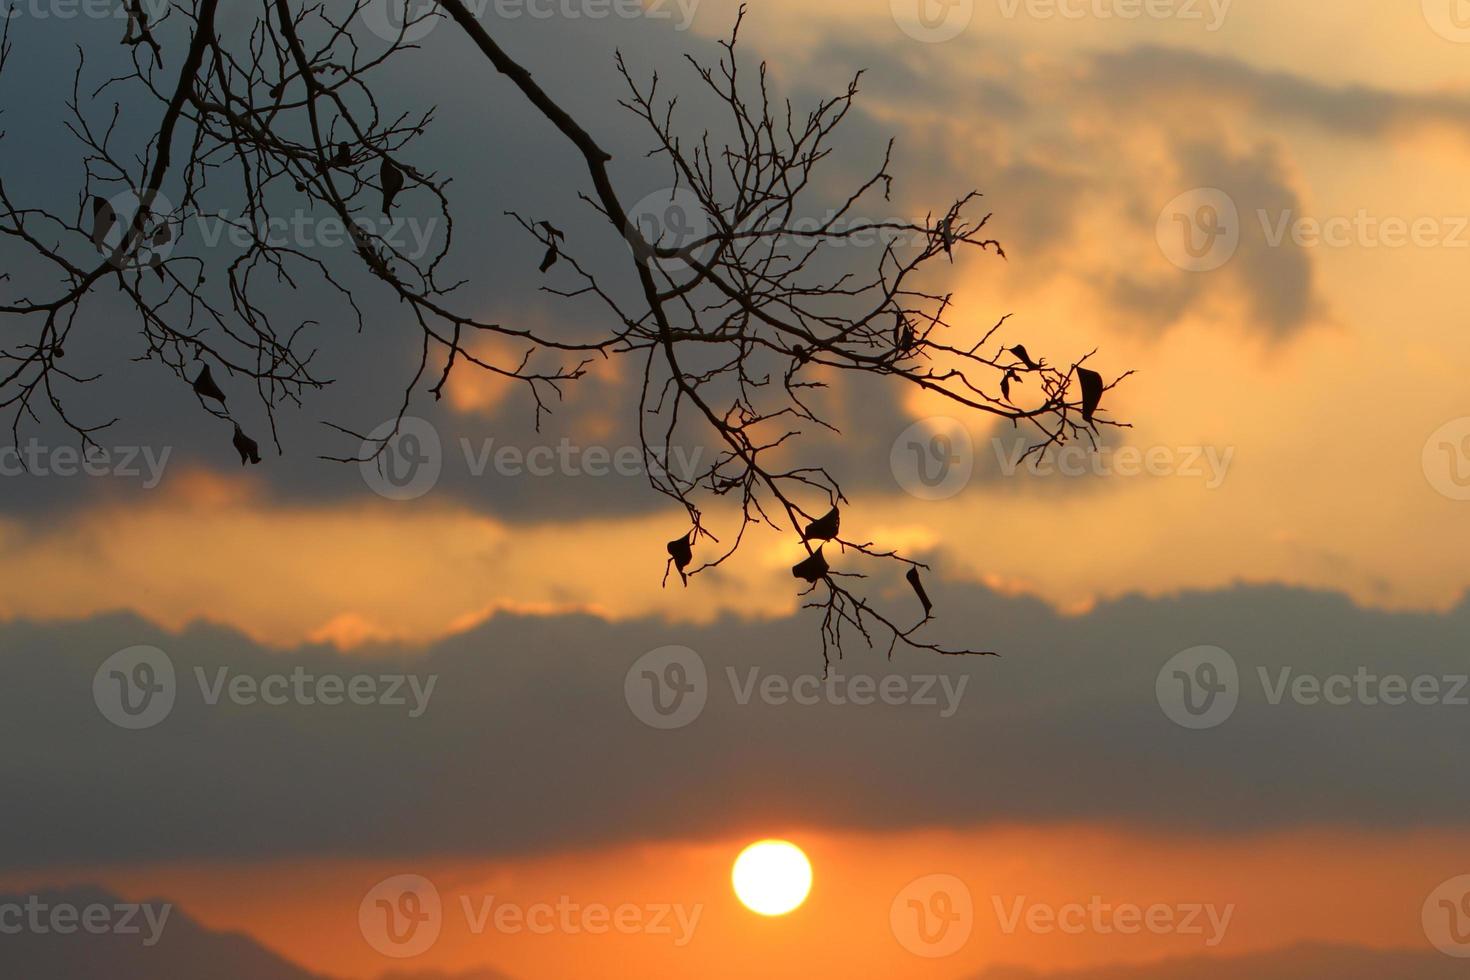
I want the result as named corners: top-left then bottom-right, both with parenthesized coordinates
top-left (2, 0), bottom-right (1469, 977)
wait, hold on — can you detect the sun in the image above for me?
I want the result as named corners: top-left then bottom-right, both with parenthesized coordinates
top-left (732, 840), bottom-right (812, 916)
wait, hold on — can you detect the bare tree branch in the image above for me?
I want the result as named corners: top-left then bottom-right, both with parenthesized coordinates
top-left (0, 1), bottom-right (1130, 664)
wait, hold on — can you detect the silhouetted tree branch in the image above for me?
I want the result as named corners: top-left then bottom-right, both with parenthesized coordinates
top-left (0, 1), bottom-right (1130, 663)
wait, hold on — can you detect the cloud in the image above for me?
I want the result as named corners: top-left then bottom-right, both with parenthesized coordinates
top-left (3, 580), bottom-right (1468, 869)
top-left (0, 4), bottom-right (933, 527)
top-left (1089, 46), bottom-right (1470, 140)
top-left (1111, 138), bottom-right (1318, 337)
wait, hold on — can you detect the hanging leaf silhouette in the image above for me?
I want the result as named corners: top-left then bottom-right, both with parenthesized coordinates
top-left (232, 423), bottom-right (261, 466)
top-left (380, 157), bottom-right (404, 215)
top-left (665, 533), bottom-right (693, 586)
top-left (803, 506), bottom-right (839, 542)
top-left (90, 196), bottom-right (115, 251)
top-left (1077, 366), bottom-right (1104, 424)
top-left (906, 566), bottom-right (933, 618)
top-left (792, 547), bottom-right (829, 583)
top-left (893, 312), bottom-right (915, 356)
top-left (192, 364), bottom-right (227, 404)
top-left (539, 242), bottom-right (559, 273)
top-left (149, 253), bottom-right (164, 282)
top-left (1000, 368), bottom-right (1020, 403)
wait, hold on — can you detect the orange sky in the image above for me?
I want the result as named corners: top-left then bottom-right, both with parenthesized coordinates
top-left (6, 2), bottom-right (1470, 978)
top-left (9, 3), bottom-right (1470, 648)
top-left (6, 823), bottom-right (1461, 978)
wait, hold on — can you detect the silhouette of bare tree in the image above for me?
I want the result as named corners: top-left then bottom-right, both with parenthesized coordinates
top-left (0, 2), bottom-right (1130, 662)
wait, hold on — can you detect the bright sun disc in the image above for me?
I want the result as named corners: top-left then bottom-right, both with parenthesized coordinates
top-left (732, 840), bottom-right (812, 916)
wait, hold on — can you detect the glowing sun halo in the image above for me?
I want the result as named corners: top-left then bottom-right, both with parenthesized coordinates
top-left (732, 840), bottom-right (812, 916)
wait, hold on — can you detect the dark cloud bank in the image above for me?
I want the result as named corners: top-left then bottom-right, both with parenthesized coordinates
top-left (1, 578), bottom-right (1467, 871)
